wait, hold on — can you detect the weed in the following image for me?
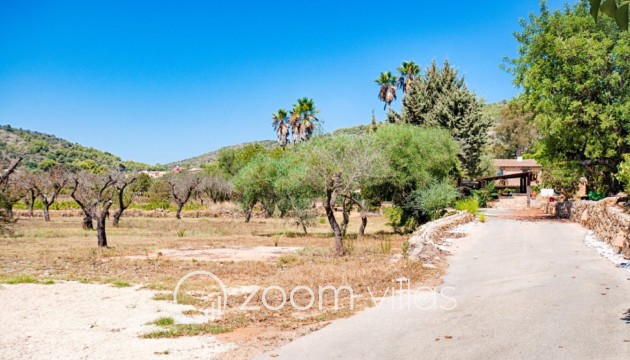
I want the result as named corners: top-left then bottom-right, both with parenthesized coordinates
top-left (379, 238), bottom-right (391, 254)
top-left (455, 196), bottom-right (479, 215)
top-left (176, 229), bottom-right (185, 238)
top-left (150, 316), bottom-right (174, 326)
top-left (401, 240), bottom-right (410, 259)
top-left (478, 212), bottom-right (486, 223)
top-left (112, 280), bottom-right (131, 288)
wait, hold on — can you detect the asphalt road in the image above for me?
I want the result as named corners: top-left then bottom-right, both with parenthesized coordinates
top-left (259, 218), bottom-right (630, 359)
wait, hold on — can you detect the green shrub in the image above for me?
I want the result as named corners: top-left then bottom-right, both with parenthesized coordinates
top-left (478, 212), bottom-right (486, 222)
top-left (384, 206), bottom-right (417, 233)
top-left (471, 183), bottom-right (497, 207)
top-left (455, 196), bottom-right (479, 215)
top-left (406, 180), bottom-right (457, 221)
top-left (588, 191), bottom-right (605, 201)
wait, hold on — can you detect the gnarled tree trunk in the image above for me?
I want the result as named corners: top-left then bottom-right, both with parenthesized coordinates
top-left (324, 178), bottom-right (344, 256)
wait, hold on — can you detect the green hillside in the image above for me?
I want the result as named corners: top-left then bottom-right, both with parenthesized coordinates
top-left (0, 124), bottom-right (155, 171)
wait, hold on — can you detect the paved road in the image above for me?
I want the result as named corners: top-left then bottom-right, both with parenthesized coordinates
top-left (259, 218), bottom-right (630, 359)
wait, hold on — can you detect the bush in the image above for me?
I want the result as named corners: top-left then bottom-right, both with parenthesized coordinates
top-left (617, 154), bottom-right (630, 193)
top-left (455, 196), bottom-right (479, 215)
top-left (406, 180), bottom-right (457, 221)
top-left (384, 206), bottom-right (417, 233)
top-left (471, 183), bottom-right (497, 207)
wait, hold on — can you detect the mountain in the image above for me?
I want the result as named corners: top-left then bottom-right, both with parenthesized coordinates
top-left (0, 124), bottom-right (155, 171)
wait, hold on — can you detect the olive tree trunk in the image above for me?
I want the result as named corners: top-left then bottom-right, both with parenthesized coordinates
top-left (324, 183), bottom-right (344, 256)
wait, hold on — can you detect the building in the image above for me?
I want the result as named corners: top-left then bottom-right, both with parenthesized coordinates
top-left (492, 157), bottom-right (542, 188)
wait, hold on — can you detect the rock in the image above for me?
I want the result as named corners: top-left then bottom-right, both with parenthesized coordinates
top-left (581, 210), bottom-right (588, 222)
top-left (422, 263), bottom-right (437, 269)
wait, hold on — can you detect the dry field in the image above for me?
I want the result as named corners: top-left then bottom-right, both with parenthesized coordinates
top-left (0, 209), bottom-right (445, 358)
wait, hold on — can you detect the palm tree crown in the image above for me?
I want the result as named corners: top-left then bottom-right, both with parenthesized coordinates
top-left (397, 60), bottom-right (420, 94)
top-left (290, 97), bottom-right (320, 144)
top-left (375, 71), bottom-right (397, 111)
top-left (272, 108), bottom-right (289, 147)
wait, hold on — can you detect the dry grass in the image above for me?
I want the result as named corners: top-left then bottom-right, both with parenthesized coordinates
top-left (0, 210), bottom-right (444, 355)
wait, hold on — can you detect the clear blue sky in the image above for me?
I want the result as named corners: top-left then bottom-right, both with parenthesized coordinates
top-left (0, 0), bottom-right (575, 165)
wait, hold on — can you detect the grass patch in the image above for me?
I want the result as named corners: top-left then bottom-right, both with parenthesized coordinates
top-left (455, 196), bottom-right (479, 215)
top-left (112, 280), bottom-right (131, 288)
top-left (150, 316), bottom-right (174, 326)
top-left (142, 323), bottom-right (232, 338)
top-left (2, 274), bottom-right (38, 284)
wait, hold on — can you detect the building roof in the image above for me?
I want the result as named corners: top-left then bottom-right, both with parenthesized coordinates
top-left (493, 159), bottom-right (541, 168)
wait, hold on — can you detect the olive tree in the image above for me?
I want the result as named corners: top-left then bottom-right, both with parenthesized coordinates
top-left (166, 172), bottom-right (202, 219)
top-left (35, 166), bottom-right (69, 221)
top-left (112, 172), bottom-right (151, 227)
top-left (232, 154), bottom-right (281, 222)
top-left (70, 171), bottom-right (118, 247)
top-left (300, 134), bottom-right (388, 256)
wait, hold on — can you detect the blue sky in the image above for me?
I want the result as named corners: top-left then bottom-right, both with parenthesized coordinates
top-left (0, 0), bottom-right (575, 165)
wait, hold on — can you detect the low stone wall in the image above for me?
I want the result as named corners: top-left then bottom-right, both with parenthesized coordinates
top-left (568, 197), bottom-right (630, 259)
top-left (408, 211), bottom-right (475, 260)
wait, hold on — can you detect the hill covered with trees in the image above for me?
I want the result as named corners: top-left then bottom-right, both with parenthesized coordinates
top-left (0, 124), bottom-right (157, 172)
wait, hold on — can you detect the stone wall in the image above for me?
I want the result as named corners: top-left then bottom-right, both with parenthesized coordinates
top-left (408, 211), bottom-right (474, 260)
top-left (568, 197), bottom-right (630, 259)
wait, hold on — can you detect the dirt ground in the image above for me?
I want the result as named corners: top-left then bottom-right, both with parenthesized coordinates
top-left (0, 210), bottom-right (443, 359)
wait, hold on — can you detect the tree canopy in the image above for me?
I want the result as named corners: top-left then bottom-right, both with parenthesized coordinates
top-left (506, 1), bottom-right (630, 194)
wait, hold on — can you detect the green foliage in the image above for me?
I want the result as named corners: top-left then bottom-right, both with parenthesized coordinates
top-left (588, 190), bottom-right (606, 201)
top-left (406, 180), bottom-right (458, 222)
top-left (490, 100), bottom-right (538, 159)
top-left (455, 196), bottom-right (479, 215)
top-left (589, 0), bottom-right (629, 31)
top-left (217, 143), bottom-right (268, 178)
top-left (384, 206), bottom-right (417, 234)
top-left (401, 60), bottom-right (492, 178)
top-left (616, 154), bottom-right (630, 191)
top-left (232, 153), bottom-right (282, 214)
top-left (472, 183), bottom-right (497, 208)
top-left (478, 212), bottom-right (487, 223)
top-left (506, 1), bottom-right (630, 194)
top-left (372, 124), bottom-right (460, 203)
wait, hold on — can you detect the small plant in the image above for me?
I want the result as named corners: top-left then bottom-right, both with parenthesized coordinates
top-left (455, 196), bottom-right (479, 215)
top-left (379, 238), bottom-right (392, 254)
top-left (319, 217), bottom-right (326, 224)
top-left (478, 212), bottom-right (486, 223)
top-left (150, 317), bottom-right (174, 326)
top-left (588, 191), bottom-right (605, 201)
top-left (273, 235), bottom-right (280, 247)
top-left (112, 280), bottom-right (131, 288)
top-left (176, 229), bottom-right (185, 237)
top-left (343, 238), bottom-right (355, 255)
top-left (401, 240), bottom-right (410, 259)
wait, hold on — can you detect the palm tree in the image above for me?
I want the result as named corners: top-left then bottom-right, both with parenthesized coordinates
top-left (272, 109), bottom-right (289, 147)
top-left (290, 97), bottom-right (320, 144)
top-left (375, 71), bottom-right (397, 111)
top-left (397, 60), bottom-right (420, 94)
top-left (289, 103), bottom-right (302, 144)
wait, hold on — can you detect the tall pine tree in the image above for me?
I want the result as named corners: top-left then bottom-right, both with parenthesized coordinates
top-left (402, 60), bottom-right (490, 178)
